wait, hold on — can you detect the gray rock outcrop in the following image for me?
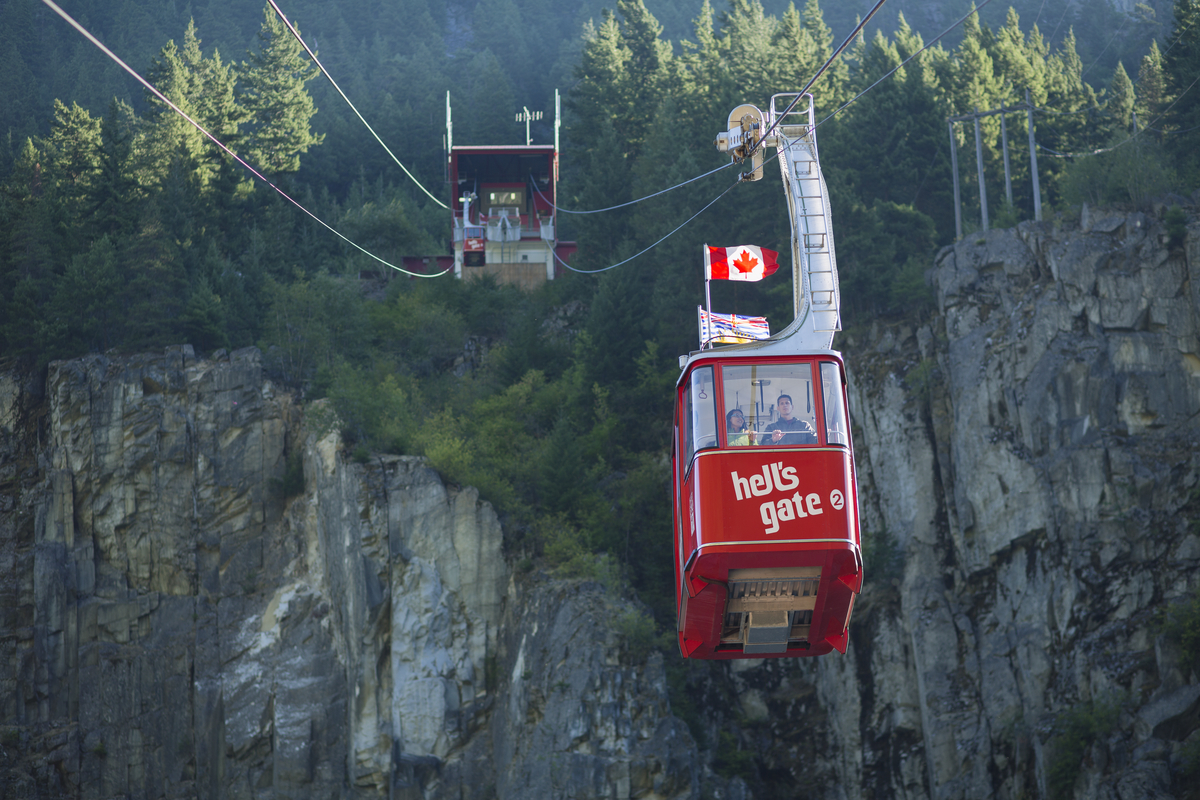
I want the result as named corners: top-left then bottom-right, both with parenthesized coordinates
top-left (748, 208), bottom-right (1200, 799)
top-left (0, 347), bottom-right (698, 799)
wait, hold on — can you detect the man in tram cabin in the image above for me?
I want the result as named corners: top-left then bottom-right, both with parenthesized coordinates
top-left (763, 394), bottom-right (817, 445)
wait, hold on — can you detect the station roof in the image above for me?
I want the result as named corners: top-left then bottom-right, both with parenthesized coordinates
top-left (451, 144), bottom-right (555, 153)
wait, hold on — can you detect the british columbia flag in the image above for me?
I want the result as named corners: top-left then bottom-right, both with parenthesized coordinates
top-left (697, 308), bottom-right (771, 346)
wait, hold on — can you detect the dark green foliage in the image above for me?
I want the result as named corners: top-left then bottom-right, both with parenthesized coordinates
top-left (1160, 582), bottom-right (1200, 671)
top-left (1179, 734), bottom-right (1200, 781)
top-left (1047, 698), bottom-right (1122, 800)
top-left (612, 605), bottom-right (658, 663)
top-left (259, 271), bottom-right (369, 386)
top-left (664, 660), bottom-right (707, 746)
top-left (863, 529), bottom-right (903, 582)
top-left (1061, 134), bottom-right (1176, 209)
top-left (48, 236), bottom-right (122, 357)
top-left (712, 731), bottom-right (756, 780)
top-left (1163, 0), bottom-right (1200, 177)
top-left (240, 7), bottom-right (324, 175)
top-left (1165, 204), bottom-right (1188, 250)
top-left (270, 452), bottom-right (305, 499)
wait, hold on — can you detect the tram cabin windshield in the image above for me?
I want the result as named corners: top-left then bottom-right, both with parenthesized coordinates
top-left (723, 363), bottom-right (817, 447)
top-left (681, 360), bottom-right (851, 458)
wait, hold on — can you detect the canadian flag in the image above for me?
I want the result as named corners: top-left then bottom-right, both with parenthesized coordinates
top-left (705, 245), bottom-right (780, 282)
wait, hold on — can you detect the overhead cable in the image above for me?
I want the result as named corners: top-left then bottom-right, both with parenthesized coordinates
top-left (1080, 12), bottom-right (1131, 79)
top-left (1032, 0), bottom-right (1049, 30)
top-left (1046, 1), bottom-right (1073, 49)
top-left (38, 0), bottom-right (448, 278)
top-left (534, 161), bottom-right (735, 215)
top-left (755, 0), bottom-right (892, 152)
top-left (267, 0), bottom-right (449, 209)
top-left (1030, 15), bottom-right (1200, 163)
top-left (812, 0), bottom-right (997, 133)
top-left (1035, 70), bottom-right (1200, 157)
top-left (553, 180), bottom-right (741, 274)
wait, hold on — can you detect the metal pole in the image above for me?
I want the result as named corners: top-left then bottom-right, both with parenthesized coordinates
top-left (704, 244), bottom-right (713, 349)
top-left (974, 109), bottom-right (988, 232)
top-left (1026, 89), bottom-right (1042, 222)
top-left (1001, 101), bottom-right (1013, 209)
top-left (949, 120), bottom-right (962, 240)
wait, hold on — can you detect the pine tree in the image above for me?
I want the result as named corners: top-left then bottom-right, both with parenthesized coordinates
top-left (1136, 38), bottom-right (1165, 124)
top-left (461, 50), bottom-right (519, 145)
top-left (991, 7), bottom-right (1047, 104)
top-left (92, 98), bottom-right (140, 236)
top-left (800, 0), bottom-right (848, 107)
top-left (473, 0), bottom-right (531, 104)
top-left (48, 235), bottom-right (122, 355)
top-left (0, 139), bottom-right (55, 355)
top-left (145, 37), bottom-right (208, 188)
top-left (241, 4), bottom-right (324, 175)
top-left (1106, 61), bottom-right (1136, 134)
top-left (119, 205), bottom-right (189, 349)
top-left (771, 4), bottom-right (821, 96)
top-left (179, 19), bottom-right (247, 181)
top-left (718, 0), bottom-right (776, 107)
top-left (1163, 0), bottom-right (1200, 178)
top-left (41, 99), bottom-right (103, 239)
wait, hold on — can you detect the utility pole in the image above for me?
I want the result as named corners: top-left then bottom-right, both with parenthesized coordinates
top-left (948, 93), bottom-right (1046, 236)
top-left (974, 109), bottom-right (988, 232)
top-left (1001, 101), bottom-right (1013, 208)
top-left (1026, 89), bottom-right (1041, 222)
top-left (949, 120), bottom-right (962, 240)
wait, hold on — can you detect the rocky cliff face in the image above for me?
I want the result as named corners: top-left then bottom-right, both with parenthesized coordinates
top-left (1, 206), bottom-right (1198, 800)
top-left (0, 348), bottom-right (702, 799)
top-left (800, 206), bottom-right (1200, 799)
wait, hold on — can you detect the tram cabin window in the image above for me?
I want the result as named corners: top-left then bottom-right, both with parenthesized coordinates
top-left (484, 189), bottom-right (525, 217)
top-left (820, 362), bottom-right (849, 446)
top-left (722, 363), bottom-right (818, 447)
top-left (685, 366), bottom-right (718, 465)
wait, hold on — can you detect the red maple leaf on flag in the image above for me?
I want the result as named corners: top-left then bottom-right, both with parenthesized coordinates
top-left (733, 250), bottom-right (759, 273)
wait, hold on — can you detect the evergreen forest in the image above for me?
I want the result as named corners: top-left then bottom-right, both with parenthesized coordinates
top-left (3, 0), bottom-right (1200, 652)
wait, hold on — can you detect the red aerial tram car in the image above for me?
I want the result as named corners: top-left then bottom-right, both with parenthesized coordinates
top-left (673, 94), bottom-right (862, 659)
top-left (673, 351), bottom-right (860, 658)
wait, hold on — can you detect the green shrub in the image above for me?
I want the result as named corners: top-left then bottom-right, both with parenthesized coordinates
top-left (992, 201), bottom-right (1023, 230)
top-left (612, 606), bottom-right (657, 663)
top-left (1160, 584), bottom-right (1200, 672)
top-left (712, 731), bottom-right (755, 780)
top-left (1061, 136), bottom-right (1176, 209)
top-left (536, 515), bottom-right (590, 571)
top-left (1165, 204), bottom-right (1188, 250)
top-left (269, 452), bottom-right (305, 499)
top-left (903, 358), bottom-right (938, 405)
top-left (485, 654), bottom-right (498, 693)
top-left (1178, 734), bottom-right (1200, 780)
top-left (863, 529), bottom-right (903, 582)
top-left (665, 661), bottom-right (707, 747)
top-left (1047, 698), bottom-right (1121, 800)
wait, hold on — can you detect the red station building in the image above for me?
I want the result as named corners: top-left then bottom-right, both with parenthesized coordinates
top-left (445, 91), bottom-right (576, 289)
